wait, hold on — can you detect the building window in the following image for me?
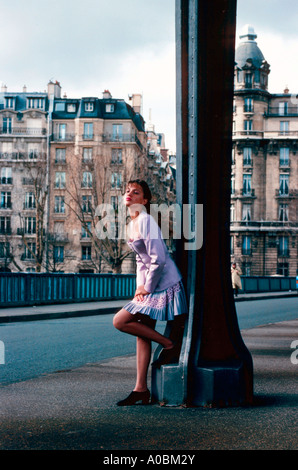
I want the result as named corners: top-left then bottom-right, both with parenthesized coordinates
top-left (5, 98), bottom-right (14, 109)
top-left (244, 98), bottom-right (253, 112)
top-left (280, 121), bottom-right (289, 135)
top-left (2, 117), bottom-right (12, 134)
top-left (0, 191), bottom-right (12, 209)
top-left (243, 147), bottom-right (252, 166)
top-left (54, 246), bottom-right (64, 263)
top-left (55, 148), bottom-right (66, 163)
top-left (27, 98), bottom-right (44, 109)
top-left (24, 217), bottom-right (36, 234)
top-left (1, 167), bottom-right (12, 185)
top-left (242, 262), bottom-right (251, 276)
top-left (0, 216), bottom-right (11, 234)
top-left (85, 102), bottom-right (94, 112)
top-left (244, 120), bottom-right (252, 133)
top-left (0, 242), bottom-right (10, 258)
top-left (83, 123), bottom-right (93, 139)
top-left (24, 192), bottom-right (36, 210)
top-left (277, 262), bottom-right (289, 276)
top-left (279, 102), bottom-right (288, 116)
top-left (83, 148), bottom-right (93, 162)
top-left (242, 235), bottom-right (251, 255)
top-left (81, 222), bottom-right (92, 238)
top-left (54, 196), bottom-right (65, 213)
top-left (106, 104), bottom-right (114, 113)
top-left (279, 203), bottom-right (288, 222)
top-left (278, 236), bottom-right (289, 257)
top-left (111, 172), bottom-right (122, 189)
top-left (112, 124), bottom-right (123, 141)
top-left (111, 148), bottom-right (122, 164)
top-left (67, 103), bottom-right (76, 113)
top-left (28, 146), bottom-right (39, 159)
top-left (231, 175), bottom-right (235, 195)
top-left (280, 148), bottom-right (289, 166)
top-left (230, 204), bottom-right (235, 222)
top-left (243, 174), bottom-right (252, 195)
top-left (230, 236), bottom-right (234, 255)
top-left (82, 171), bottom-right (92, 188)
top-left (55, 102), bottom-right (65, 112)
top-left (58, 123), bottom-right (66, 140)
top-left (242, 203), bottom-right (251, 221)
top-left (82, 195), bottom-right (92, 213)
top-left (82, 245), bottom-right (92, 260)
top-left (279, 174), bottom-right (289, 196)
top-left (54, 172), bottom-right (66, 189)
top-left (245, 73), bottom-right (252, 88)
top-left (24, 242), bottom-right (36, 260)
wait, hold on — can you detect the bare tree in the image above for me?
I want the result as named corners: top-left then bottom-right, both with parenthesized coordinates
top-left (18, 154), bottom-right (47, 272)
top-left (65, 147), bottom-right (135, 273)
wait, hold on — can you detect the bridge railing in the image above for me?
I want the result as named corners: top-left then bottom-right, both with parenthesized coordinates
top-left (0, 273), bottom-right (136, 307)
top-left (0, 273), bottom-right (296, 307)
top-left (240, 276), bottom-right (296, 293)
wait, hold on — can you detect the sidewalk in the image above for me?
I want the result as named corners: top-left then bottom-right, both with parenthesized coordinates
top-left (0, 317), bottom-right (297, 450)
top-left (0, 290), bottom-right (297, 323)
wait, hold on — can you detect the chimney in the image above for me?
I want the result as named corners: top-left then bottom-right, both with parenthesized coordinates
top-left (102, 89), bottom-right (112, 99)
top-left (23, 85), bottom-right (27, 93)
top-left (47, 80), bottom-right (61, 98)
top-left (131, 93), bottom-right (142, 114)
top-left (1, 84), bottom-right (7, 93)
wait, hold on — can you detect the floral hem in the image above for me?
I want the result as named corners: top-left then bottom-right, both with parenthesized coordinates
top-left (123, 281), bottom-right (188, 321)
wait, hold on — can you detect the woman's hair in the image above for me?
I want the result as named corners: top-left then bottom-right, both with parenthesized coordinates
top-left (126, 179), bottom-right (152, 213)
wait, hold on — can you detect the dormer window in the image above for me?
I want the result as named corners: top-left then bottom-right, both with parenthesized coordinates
top-left (85, 102), bottom-right (94, 112)
top-left (67, 103), bottom-right (76, 113)
top-left (27, 98), bottom-right (45, 110)
top-left (5, 98), bottom-right (14, 109)
top-left (106, 104), bottom-right (114, 113)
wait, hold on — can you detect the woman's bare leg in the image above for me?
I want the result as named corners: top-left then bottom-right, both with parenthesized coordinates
top-left (113, 309), bottom-right (173, 348)
top-left (113, 309), bottom-right (173, 393)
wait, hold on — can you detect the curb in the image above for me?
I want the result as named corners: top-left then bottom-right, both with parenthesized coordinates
top-left (0, 292), bottom-right (296, 323)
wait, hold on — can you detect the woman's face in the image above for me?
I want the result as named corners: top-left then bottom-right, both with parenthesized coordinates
top-left (124, 183), bottom-right (148, 208)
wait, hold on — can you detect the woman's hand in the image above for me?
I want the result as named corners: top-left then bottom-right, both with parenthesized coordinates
top-left (134, 285), bottom-right (150, 302)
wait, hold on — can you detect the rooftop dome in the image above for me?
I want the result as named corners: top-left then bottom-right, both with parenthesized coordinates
top-left (235, 25), bottom-right (265, 69)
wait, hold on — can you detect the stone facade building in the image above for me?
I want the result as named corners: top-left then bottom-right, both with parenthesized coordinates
top-left (0, 82), bottom-right (148, 272)
top-left (232, 25), bottom-right (298, 276)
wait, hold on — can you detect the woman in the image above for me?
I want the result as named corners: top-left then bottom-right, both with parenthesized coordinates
top-left (231, 262), bottom-right (242, 297)
top-left (113, 179), bottom-right (188, 406)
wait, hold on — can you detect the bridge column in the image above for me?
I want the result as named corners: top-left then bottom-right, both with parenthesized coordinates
top-left (151, 0), bottom-right (253, 407)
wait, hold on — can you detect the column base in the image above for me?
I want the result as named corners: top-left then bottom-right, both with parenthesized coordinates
top-left (190, 359), bottom-right (253, 407)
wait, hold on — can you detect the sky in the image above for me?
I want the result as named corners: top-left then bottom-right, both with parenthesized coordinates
top-left (1, 0), bottom-right (298, 152)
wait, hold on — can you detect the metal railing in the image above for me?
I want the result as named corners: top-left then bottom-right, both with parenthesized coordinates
top-left (0, 272), bottom-right (136, 307)
top-left (0, 128), bottom-right (46, 136)
top-left (240, 276), bottom-right (296, 293)
top-left (0, 273), bottom-right (296, 307)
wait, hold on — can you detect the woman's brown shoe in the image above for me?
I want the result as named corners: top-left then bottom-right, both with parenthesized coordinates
top-left (117, 389), bottom-right (151, 406)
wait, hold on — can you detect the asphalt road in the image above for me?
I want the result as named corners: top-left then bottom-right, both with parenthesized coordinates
top-left (0, 297), bottom-right (297, 386)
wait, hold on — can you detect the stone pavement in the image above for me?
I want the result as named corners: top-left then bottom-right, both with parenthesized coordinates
top-left (0, 295), bottom-right (297, 451)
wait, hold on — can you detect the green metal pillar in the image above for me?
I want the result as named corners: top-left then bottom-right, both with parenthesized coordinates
top-left (151, 0), bottom-right (253, 407)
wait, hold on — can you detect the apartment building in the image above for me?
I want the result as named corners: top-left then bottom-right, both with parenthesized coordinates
top-left (0, 82), bottom-right (147, 272)
top-left (232, 25), bottom-right (298, 276)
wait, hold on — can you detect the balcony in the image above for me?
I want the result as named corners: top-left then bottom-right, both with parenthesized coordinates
top-left (0, 127), bottom-right (47, 136)
top-left (48, 232), bottom-right (69, 243)
top-left (51, 133), bottom-right (75, 142)
top-left (233, 130), bottom-right (263, 138)
top-left (278, 249), bottom-right (290, 257)
top-left (231, 189), bottom-right (255, 198)
top-left (275, 189), bottom-right (297, 198)
top-left (265, 106), bottom-right (298, 117)
top-left (0, 152), bottom-right (44, 161)
top-left (102, 133), bottom-right (144, 150)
